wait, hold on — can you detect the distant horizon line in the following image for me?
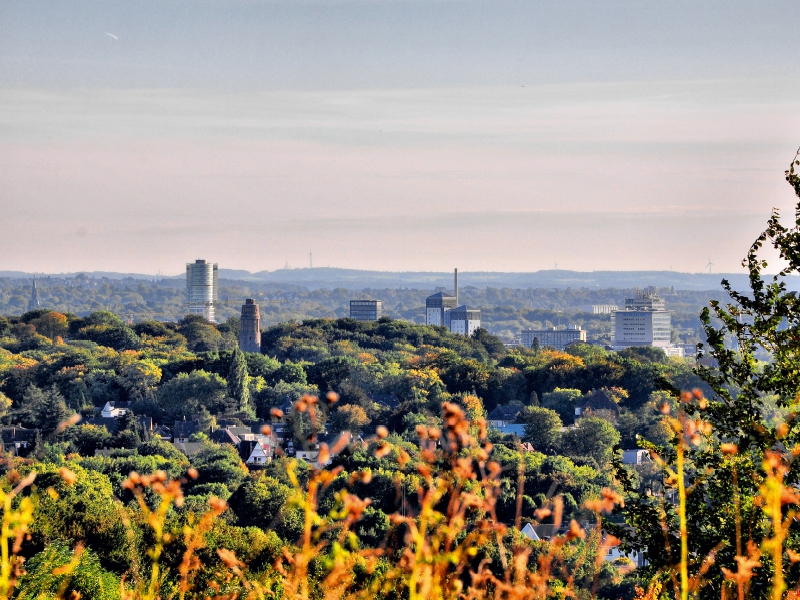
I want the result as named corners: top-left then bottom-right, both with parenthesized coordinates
top-left (0, 266), bottom-right (769, 279)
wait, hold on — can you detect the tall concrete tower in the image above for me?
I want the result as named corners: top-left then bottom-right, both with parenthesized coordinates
top-left (239, 299), bottom-right (261, 353)
top-left (186, 260), bottom-right (218, 322)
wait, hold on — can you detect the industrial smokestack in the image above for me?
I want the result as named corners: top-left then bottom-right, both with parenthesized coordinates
top-left (454, 268), bottom-right (458, 306)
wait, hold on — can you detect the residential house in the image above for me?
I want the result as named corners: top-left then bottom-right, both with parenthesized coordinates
top-left (210, 428), bottom-right (241, 447)
top-left (574, 389), bottom-right (620, 421)
top-left (244, 441), bottom-right (272, 466)
top-left (173, 420), bottom-right (200, 444)
top-left (152, 425), bottom-right (172, 442)
top-left (1, 426), bottom-right (37, 454)
top-left (495, 423), bottom-right (526, 437)
top-left (172, 441), bottom-right (206, 458)
top-left (370, 393), bottom-right (400, 410)
top-left (85, 417), bottom-right (121, 435)
top-left (487, 405), bottom-right (522, 429)
top-left (101, 401), bottom-right (130, 418)
top-left (622, 449), bottom-right (651, 465)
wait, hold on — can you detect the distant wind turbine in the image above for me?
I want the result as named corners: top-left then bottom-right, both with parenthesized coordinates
top-left (706, 257), bottom-right (714, 274)
top-left (553, 262), bottom-right (558, 270)
top-left (105, 32), bottom-right (119, 40)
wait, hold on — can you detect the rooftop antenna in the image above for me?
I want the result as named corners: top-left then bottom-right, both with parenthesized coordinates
top-left (454, 268), bottom-right (458, 306)
top-left (706, 257), bottom-right (714, 274)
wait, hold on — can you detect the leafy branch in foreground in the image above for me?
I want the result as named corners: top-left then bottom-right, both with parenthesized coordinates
top-left (617, 151), bottom-right (800, 600)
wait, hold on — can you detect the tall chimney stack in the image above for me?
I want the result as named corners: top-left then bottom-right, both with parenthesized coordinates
top-left (454, 268), bottom-right (458, 306)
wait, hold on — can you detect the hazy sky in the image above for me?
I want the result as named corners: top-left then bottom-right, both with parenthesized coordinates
top-left (2, 0), bottom-right (800, 275)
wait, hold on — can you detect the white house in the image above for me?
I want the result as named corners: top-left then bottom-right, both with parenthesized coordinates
top-left (101, 402), bottom-right (128, 418)
top-left (604, 546), bottom-right (648, 568)
top-left (622, 449), bottom-right (651, 465)
top-left (520, 523), bottom-right (541, 541)
top-left (246, 442), bottom-right (271, 466)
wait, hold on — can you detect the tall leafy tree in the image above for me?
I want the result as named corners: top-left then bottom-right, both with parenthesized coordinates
top-left (227, 347), bottom-right (251, 413)
top-left (31, 385), bottom-right (70, 437)
top-left (617, 152), bottom-right (800, 598)
top-left (518, 405), bottom-right (562, 451)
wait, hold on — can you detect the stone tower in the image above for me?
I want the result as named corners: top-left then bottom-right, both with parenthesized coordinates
top-left (27, 277), bottom-right (40, 312)
top-left (239, 299), bottom-right (261, 353)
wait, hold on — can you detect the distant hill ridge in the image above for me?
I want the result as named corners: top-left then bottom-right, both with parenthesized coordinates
top-left (2, 268), bottom-right (796, 292)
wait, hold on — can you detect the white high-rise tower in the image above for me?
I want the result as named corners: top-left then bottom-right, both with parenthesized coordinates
top-left (186, 259), bottom-right (218, 322)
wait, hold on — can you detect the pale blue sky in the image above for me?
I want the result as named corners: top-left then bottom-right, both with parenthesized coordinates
top-left (1, 1), bottom-right (800, 275)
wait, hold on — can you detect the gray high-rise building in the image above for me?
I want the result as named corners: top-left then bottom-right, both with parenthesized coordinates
top-left (448, 305), bottom-right (482, 336)
top-left (239, 299), bottom-right (261, 353)
top-left (350, 299), bottom-right (382, 321)
top-left (186, 260), bottom-right (218, 322)
top-left (612, 289), bottom-right (672, 350)
top-left (521, 326), bottom-right (586, 350)
top-left (425, 292), bottom-right (457, 327)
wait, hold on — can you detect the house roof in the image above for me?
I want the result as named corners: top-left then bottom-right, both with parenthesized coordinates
top-left (370, 393), bottom-right (400, 408)
top-left (102, 401), bottom-right (131, 410)
top-left (227, 427), bottom-right (253, 437)
top-left (210, 428), bottom-right (241, 446)
top-left (487, 405), bottom-right (522, 420)
top-left (520, 523), bottom-right (541, 541)
top-left (171, 442), bottom-right (206, 457)
top-left (0, 427), bottom-right (37, 443)
top-left (173, 420), bottom-right (201, 437)
top-left (451, 304), bottom-right (480, 312)
top-left (426, 292), bottom-right (455, 300)
top-left (578, 389), bottom-right (620, 414)
top-left (85, 417), bottom-right (121, 434)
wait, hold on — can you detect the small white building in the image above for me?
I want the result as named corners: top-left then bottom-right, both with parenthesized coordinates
top-left (101, 402), bottom-right (128, 418)
top-left (604, 546), bottom-right (648, 568)
top-left (246, 442), bottom-right (271, 466)
top-left (295, 449), bottom-right (332, 469)
top-left (622, 449), bottom-right (651, 465)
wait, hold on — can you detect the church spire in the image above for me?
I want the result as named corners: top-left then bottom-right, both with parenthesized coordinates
top-left (27, 276), bottom-right (40, 312)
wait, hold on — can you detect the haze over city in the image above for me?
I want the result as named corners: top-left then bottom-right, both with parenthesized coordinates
top-left (2, 0), bottom-right (800, 275)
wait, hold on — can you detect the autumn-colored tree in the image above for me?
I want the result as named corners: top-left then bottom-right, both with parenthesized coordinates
top-left (31, 311), bottom-right (68, 343)
top-left (329, 403), bottom-right (370, 435)
top-left (460, 394), bottom-right (486, 423)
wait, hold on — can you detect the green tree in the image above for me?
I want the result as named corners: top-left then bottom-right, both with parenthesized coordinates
top-left (518, 406), bottom-right (562, 451)
top-left (29, 465), bottom-right (131, 571)
top-left (558, 416), bottom-right (620, 466)
top-left (65, 424), bottom-right (112, 456)
top-left (329, 403), bottom-right (370, 435)
top-left (190, 443), bottom-right (249, 492)
top-left (112, 410), bottom-right (140, 448)
top-left (540, 387), bottom-right (583, 423)
top-left (157, 370), bottom-right (227, 422)
top-left (15, 540), bottom-right (122, 600)
top-left (227, 347), bottom-right (251, 413)
top-left (228, 475), bottom-right (292, 531)
top-left (36, 385), bottom-right (71, 437)
top-left (618, 154), bottom-right (800, 598)
top-left (178, 315), bottom-right (222, 352)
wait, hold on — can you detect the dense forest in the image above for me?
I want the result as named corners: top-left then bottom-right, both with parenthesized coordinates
top-left (0, 302), bottom-right (711, 598)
